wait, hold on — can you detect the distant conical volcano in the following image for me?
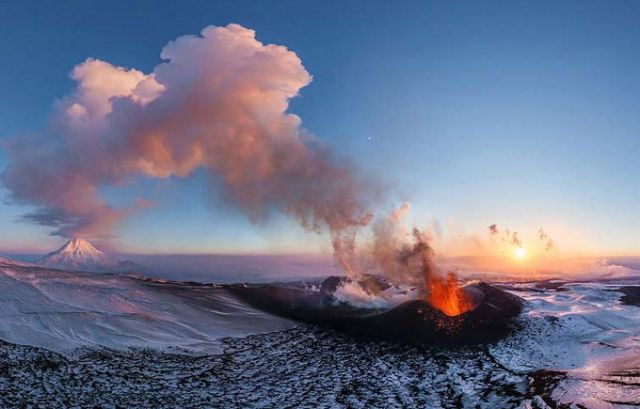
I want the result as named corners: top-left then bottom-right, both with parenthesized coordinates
top-left (38, 238), bottom-right (118, 272)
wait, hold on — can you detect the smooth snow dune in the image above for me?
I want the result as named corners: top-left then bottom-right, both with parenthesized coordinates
top-left (0, 263), bottom-right (294, 355)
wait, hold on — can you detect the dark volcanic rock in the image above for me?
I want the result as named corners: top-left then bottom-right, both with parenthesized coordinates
top-left (230, 279), bottom-right (524, 345)
top-left (0, 327), bottom-right (548, 408)
top-left (618, 286), bottom-right (640, 306)
top-left (362, 282), bottom-right (524, 345)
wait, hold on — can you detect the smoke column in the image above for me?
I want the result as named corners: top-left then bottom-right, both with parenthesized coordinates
top-left (1, 24), bottom-right (380, 274)
top-left (368, 203), bottom-right (435, 288)
top-left (488, 224), bottom-right (555, 252)
top-left (2, 23), bottom-right (458, 294)
top-left (538, 227), bottom-right (554, 251)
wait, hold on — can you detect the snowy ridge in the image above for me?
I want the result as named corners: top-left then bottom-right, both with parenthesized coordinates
top-left (0, 263), bottom-right (293, 355)
top-left (0, 255), bottom-right (36, 268)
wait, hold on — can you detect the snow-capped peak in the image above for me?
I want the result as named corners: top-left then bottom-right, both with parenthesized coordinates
top-left (55, 237), bottom-right (104, 257)
top-left (39, 237), bottom-right (116, 272)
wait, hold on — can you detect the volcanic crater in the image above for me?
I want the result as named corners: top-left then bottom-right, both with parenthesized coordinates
top-left (230, 276), bottom-right (524, 345)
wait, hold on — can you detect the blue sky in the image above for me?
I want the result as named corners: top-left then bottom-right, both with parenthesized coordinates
top-left (0, 0), bottom-right (639, 255)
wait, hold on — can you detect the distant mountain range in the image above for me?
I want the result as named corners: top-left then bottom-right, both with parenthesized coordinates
top-left (38, 238), bottom-right (141, 273)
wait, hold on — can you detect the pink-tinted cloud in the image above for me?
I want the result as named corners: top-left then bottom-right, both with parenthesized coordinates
top-left (2, 24), bottom-right (376, 267)
top-left (4, 24), bottom-right (455, 290)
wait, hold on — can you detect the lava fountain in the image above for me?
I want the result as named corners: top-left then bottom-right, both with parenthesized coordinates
top-left (427, 272), bottom-right (476, 317)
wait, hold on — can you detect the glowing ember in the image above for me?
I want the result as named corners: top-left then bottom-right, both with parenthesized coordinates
top-left (427, 272), bottom-right (475, 316)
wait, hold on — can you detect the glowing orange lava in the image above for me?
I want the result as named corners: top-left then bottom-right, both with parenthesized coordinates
top-left (427, 272), bottom-right (475, 317)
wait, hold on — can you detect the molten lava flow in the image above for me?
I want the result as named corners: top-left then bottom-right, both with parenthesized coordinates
top-left (427, 272), bottom-right (475, 317)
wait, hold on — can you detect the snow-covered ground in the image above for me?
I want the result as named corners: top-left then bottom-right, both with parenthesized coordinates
top-left (492, 280), bottom-right (640, 407)
top-left (0, 260), bottom-right (294, 355)
top-left (0, 257), bottom-right (639, 408)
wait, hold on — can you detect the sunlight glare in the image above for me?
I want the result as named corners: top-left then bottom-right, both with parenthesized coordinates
top-left (515, 247), bottom-right (527, 259)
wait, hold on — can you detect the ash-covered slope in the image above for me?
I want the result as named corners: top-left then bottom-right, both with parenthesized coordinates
top-left (38, 238), bottom-right (139, 273)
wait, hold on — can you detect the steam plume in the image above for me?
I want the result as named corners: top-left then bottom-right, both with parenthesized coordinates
top-left (2, 24), bottom-right (377, 273)
top-left (538, 227), bottom-right (554, 251)
top-left (369, 203), bottom-right (435, 287)
top-left (3, 23), bottom-right (462, 298)
top-left (511, 232), bottom-right (522, 247)
top-left (488, 224), bottom-right (555, 252)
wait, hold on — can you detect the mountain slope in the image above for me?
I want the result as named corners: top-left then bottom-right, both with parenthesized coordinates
top-left (38, 238), bottom-right (118, 272)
